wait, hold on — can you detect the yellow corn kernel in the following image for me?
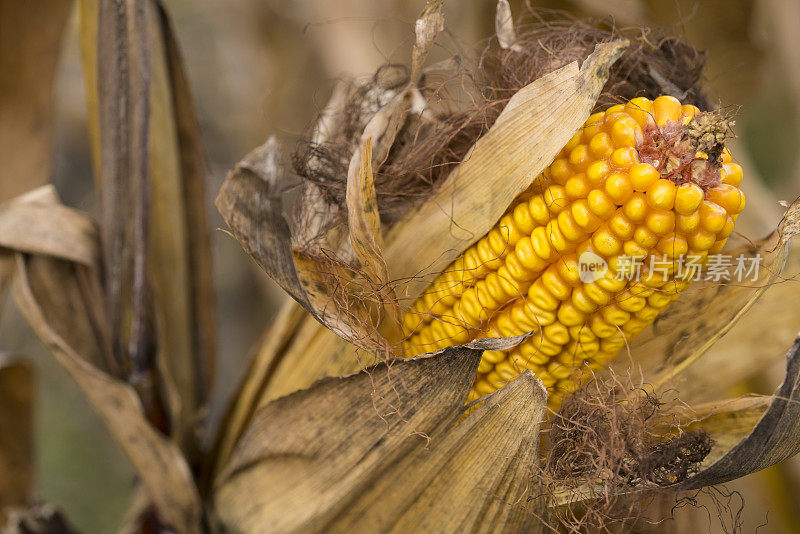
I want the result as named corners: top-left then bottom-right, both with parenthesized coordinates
top-left (646, 179), bottom-right (677, 211)
top-left (403, 96), bottom-right (744, 409)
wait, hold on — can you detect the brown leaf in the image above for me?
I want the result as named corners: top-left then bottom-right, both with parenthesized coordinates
top-left (158, 4), bottom-right (217, 418)
top-left (384, 41), bottom-right (629, 302)
top-left (345, 137), bottom-right (401, 337)
top-left (0, 188), bottom-right (112, 372)
top-left (682, 396), bottom-right (771, 466)
top-left (209, 300), bottom-right (307, 482)
top-left (216, 138), bottom-right (326, 320)
top-left (214, 336), bottom-right (545, 533)
top-left (679, 337), bottom-right (800, 489)
top-left (80, 0), bottom-right (218, 444)
top-left (0, 0), bottom-right (72, 203)
top-left (0, 356), bottom-right (34, 522)
top-left (326, 372), bottom-right (548, 533)
top-left (12, 254), bottom-right (202, 533)
top-left (0, 186), bottom-right (99, 266)
top-left (658, 241), bottom-right (800, 403)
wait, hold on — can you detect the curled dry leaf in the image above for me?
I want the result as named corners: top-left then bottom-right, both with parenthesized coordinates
top-left (676, 337), bottom-right (800, 490)
top-left (345, 137), bottom-right (401, 337)
top-left (385, 40), bottom-right (629, 302)
top-left (0, 356), bottom-right (34, 523)
top-left (12, 256), bottom-right (203, 534)
top-left (216, 138), bottom-right (363, 345)
top-left (0, 186), bottom-right (98, 266)
top-left (214, 335), bottom-right (546, 533)
top-left (0, 189), bottom-right (201, 533)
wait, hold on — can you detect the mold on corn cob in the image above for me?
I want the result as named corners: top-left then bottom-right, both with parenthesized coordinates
top-left (401, 96), bottom-right (744, 410)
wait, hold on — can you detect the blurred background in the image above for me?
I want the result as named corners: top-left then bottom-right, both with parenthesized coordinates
top-left (1, 0), bottom-right (798, 531)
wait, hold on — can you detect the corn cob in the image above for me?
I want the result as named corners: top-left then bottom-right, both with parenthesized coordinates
top-left (402, 96), bottom-right (744, 410)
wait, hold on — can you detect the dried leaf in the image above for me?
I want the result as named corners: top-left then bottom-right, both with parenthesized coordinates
top-left (12, 254), bottom-right (202, 533)
top-left (411, 0), bottom-right (444, 81)
top-left (213, 336), bottom-right (540, 533)
top-left (556, 338), bottom-right (800, 506)
top-left (346, 137), bottom-right (401, 335)
top-left (0, 356), bottom-right (34, 522)
top-left (216, 139), bottom-right (358, 338)
top-left (659, 242), bottom-right (800, 403)
top-left (495, 0), bottom-right (519, 51)
top-left (327, 372), bottom-right (548, 533)
top-left (218, 137), bottom-right (388, 351)
top-left (158, 5), bottom-right (217, 411)
top-left (679, 337), bottom-right (800, 489)
top-left (79, 0), bottom-right (217, 444)
top-left (385, 41), bottom-right (629, 301)
top-left (0, 188), bottom-right (111, 371)
top-left (0, 186), bottom-right (98, 266)
top-left (210, 300), bottom-right (306, 481)
top-left (0, 0), bottom-right (72, 202)
top-left (622, 199), bottom-right (800, 392)
top-left (683, 396), bottom-right (771, 466)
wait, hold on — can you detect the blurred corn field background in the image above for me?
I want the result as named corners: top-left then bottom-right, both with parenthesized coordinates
top-left (1, 0), bottom-right (799, 532)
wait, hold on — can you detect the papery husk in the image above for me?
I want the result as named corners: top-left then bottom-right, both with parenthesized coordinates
top-left (0, 355), bottom-right (34, 524)
top-left (555, 336), bottom-right (800, 507)
top-left (213, 335), bottom-right (548, 534)
top-left (79, 0), bottom-right (217, 447)
top-left (0, 188), bottom-right (202, 533)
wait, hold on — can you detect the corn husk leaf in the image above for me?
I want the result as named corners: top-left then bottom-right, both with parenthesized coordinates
top-left (0, 187), bottom-right (99, 266)
top-left (345, 137), bottom-right (401, 336)
top-left (663, 244), bottom-right (800, 403)
top-left (621, 199), bottom-right (800, 393)
top-left (12, 254), bottom-right (202, 533)
top-left (556, 336), bottom-right (800, 506)
top-left (495, 0), bottom-right (520, 51)
top-left (1, 189), bottom-right (201, 532)
top-left (677, 336), bottom-right (800, 489)
top-left (213, 335), bottom-right (547, 533)
top-left (683, 396), bottom-right (772, 466)
top-left (79, 0), bottom-right (217, 443)
top-left (385, 40), bottom-right (628, 301)
top-left (411, 0), bottom-right (444, 81)
top-left (216, 138), bottom-right (334, 327)
top-left (0, 355), bottom-right (34, 522)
